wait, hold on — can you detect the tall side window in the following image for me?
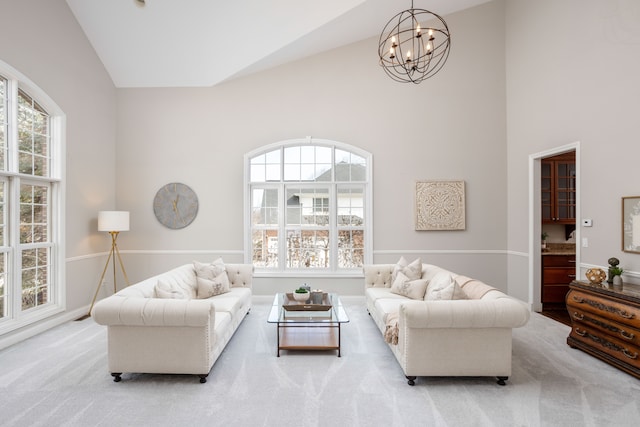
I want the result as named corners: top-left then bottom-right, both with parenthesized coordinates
top-left (0, 63), bottom-right (63, 334)
top-left (246, 138), bottom-right (371, 275)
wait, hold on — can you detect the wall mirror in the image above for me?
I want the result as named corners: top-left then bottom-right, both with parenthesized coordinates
top-left (622, 196), bottom-right (640, 253)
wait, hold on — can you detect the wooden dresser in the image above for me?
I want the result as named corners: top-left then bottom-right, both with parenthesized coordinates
top-left (566, 280), bottom-right (640, 379)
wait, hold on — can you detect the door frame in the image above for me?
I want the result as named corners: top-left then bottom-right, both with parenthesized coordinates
top-left (528, 142), bottom-right (580, 312)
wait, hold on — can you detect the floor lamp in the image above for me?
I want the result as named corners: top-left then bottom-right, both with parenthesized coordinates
top-left (86, 211), bottom-right (131, 318)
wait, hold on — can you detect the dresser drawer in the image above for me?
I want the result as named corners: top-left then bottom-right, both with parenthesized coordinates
top-left (542, 284), bottom-right (569, 303)
top-left (542, 255), bottom-right (576, 267)
top-left (569, 307), bottom-right (640, 347)
top-left (567, 289), bottom-right (640, 329)
top-left (543, 268), bottom-right (575, 283)
top-left (570, 323), bottom-right (640, 370)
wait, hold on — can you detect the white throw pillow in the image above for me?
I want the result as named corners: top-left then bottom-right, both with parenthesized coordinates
top-left (390, 272), bottom-right (429, 300)
top-left (391, 257), bottom-right (422, 284)
top-left (425, 271), bottom-right (468, 301)
top-left (193, 258), bottom-right (226, 281)
top-left (154, 279), bottom-right (189, 299)
top-left (196, 272), bottom-right (230, 298)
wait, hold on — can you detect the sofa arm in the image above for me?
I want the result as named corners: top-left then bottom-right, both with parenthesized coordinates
top-left (92, 296), bottom-right (215, 327)
top-left (400, 297), bottom-right (530, 329)
top-left (363, 264), bottom-right (395, 288)
top-left (226, 263), bottom-right (253, 289)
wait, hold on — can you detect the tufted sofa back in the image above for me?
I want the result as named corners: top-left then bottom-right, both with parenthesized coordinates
top-left (114, 262), bottom-right (253, 299)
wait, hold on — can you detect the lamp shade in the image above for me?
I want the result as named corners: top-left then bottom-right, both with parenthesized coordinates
top-left (98, 211), bottom-right (130, 232)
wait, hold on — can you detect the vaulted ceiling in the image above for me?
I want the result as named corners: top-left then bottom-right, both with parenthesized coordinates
top-left (66, 0), bottom-right (491, 88)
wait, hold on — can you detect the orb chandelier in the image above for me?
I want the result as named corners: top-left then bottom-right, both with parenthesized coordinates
top-left (378, 1), bottom-right (451, 84)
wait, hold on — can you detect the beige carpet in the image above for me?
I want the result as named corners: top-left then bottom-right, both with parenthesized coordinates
top-left (0, 296), bottom-right (639, 426)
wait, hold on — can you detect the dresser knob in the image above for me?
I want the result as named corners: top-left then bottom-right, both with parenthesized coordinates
top-left (572, 312), bottom-right (584, 321)
top-left (575, 328), bottom-right (586, 337)
top-left (620, 330), bottom-right (635, 341)
top-left (572, 295), bottom-right (584, 303)
top-left (622, 349), bottom-right (638, 360)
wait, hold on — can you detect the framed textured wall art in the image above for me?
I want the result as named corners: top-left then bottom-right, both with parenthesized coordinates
top-left (415, 180), bottom-right (465, 231)
top-left (622, 196), bottom-right (640, 254)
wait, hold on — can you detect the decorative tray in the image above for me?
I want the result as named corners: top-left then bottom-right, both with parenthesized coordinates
top-left (283, 293), bottom-right (332, 311)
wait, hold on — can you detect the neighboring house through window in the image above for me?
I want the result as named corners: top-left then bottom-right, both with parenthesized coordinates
top-left (0, 61), bottom-right (64, 335)
top-left (245, 137), bottom-right (372, 275)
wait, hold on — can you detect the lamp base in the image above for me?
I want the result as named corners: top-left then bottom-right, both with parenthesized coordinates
top-left (83, 231), bottom-right (130, 318)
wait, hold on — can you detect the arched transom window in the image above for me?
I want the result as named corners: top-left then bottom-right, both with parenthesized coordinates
top-left (245, 137), bottom-right (372, 275)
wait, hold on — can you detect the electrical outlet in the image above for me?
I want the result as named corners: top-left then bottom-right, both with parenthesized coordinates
top-left (582, 237), bottom-right (588, 248)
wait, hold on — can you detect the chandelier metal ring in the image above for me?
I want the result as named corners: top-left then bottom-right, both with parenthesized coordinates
top-left (378, 4), bottom-right (451, 84)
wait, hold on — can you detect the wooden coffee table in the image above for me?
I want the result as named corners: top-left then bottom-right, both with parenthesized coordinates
top-left (267, 293), bottom-right (349, 357)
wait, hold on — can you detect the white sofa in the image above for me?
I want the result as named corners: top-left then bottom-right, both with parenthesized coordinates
top-left (364, 262), bottom-right (530, 386)
top-left (92, 262), bottom-right (253, 383)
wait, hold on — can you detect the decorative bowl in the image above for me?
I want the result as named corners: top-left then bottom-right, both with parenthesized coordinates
top-left (585, 268), bottom-right (606, 284)
top-left (292, 291), bottom-right (310, 302)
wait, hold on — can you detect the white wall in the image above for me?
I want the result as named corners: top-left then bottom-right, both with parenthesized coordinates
top-left (114, 1), bottom-right (508, 295)
top-left (506, 0), bottom-right (640, 302)
top-left (0, 0), bottom-right (117, 346)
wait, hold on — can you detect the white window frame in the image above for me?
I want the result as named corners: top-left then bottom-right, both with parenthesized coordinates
top-left (0, 60), bottom-right (65, 335)
top-left (244, 137), bottom-right (372, 277)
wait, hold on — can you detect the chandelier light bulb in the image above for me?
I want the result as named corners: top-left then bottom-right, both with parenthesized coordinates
top-left (416, 24), bottom-right (422, 37)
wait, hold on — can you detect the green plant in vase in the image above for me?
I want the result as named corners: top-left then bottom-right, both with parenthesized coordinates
top-left (541, 232), bottom-right (549, 250)
top-left (610, 266), bottom-right (624, 286)
top-left (293, 287), bottom-right (310, 302)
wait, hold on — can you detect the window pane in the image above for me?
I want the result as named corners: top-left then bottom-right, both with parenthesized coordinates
top-left (252, 188), bottom-right (278, 225)
top-left (300, 146), bottom-right (314, 163)
top-left (0, 181), bottom-right (5, 246)
top-left (265, 164), bottom-right (279, 181)
top-left (0, 252), bottom-right (5, 319)
top-left (21, 247), bottom-right (50, 310)
top-left (286, 188), bottom-right (329, 226)
top-left (338, 230), bottom-right (364, 268)
top-left (17, 89), bottom-right (50, 178)
top-left (251, 149), bottom-right (281, 182)
top-left (338, 185), bottom-right (364, 226)
top-left (265, 149), bottom-right (280, 164)
top-left (252, 229), bottom-right (278, 268)
top-left (19, 152), bottom-right (33, 175)
top-left (284, 164), bottom-right (300, 181)
top-left (335, 149), bottom-right (367, 181)
top-left (284, 146), bottom-right (299, 163)
top-left (250, 164), bottom-right (265, 182)
top-left (20, 184), bottom-right (49, 244)
top-left (316, 146), bottom-right (331, 163)
top-left (286, 229), bottom-right (329, 268)
top-left (315, 163), bottom-right (331, 182)
top-left (300, 164), bottom-right (314, 181)
top-left (0, 76), bottom-right (6, 172)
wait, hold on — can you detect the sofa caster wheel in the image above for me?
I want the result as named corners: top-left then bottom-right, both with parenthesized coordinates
top-left (406, 376), bottom-right (416, 386)
top-left (111, 373), bottom-right (122, 382)
top-left (496, 376), bottom-right (508, 386)
top-left (199, 375), bottom-right (208, 384)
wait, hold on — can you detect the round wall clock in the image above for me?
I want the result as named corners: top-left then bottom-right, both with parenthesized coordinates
top-left (153, 182), bottom-right (199, 229)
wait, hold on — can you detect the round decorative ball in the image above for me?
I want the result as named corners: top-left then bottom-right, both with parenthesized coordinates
top-left (585, 268), bottom-right (606, 284)
top-left (292, 292), bottom-right (309, 302)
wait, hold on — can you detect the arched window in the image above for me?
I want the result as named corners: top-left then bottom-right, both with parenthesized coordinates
top-left (245, 137), bottom-right (372, 275)
top-left (0, 61), bottom-right (64, 334)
